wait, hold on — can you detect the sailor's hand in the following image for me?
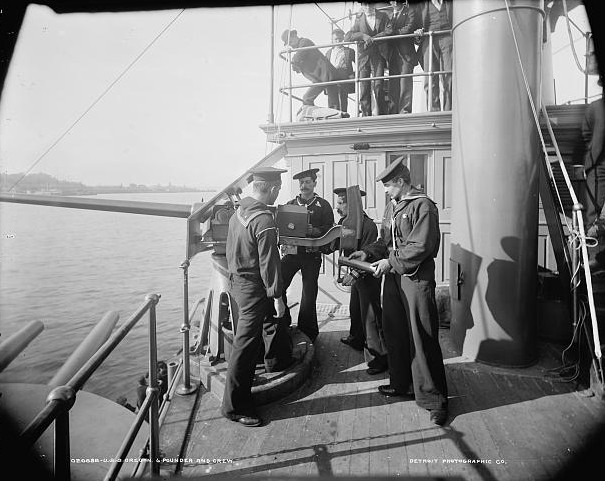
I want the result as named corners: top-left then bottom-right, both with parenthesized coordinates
top-left (372, 259), bottom-right (391, 277)
top-left (349, 250), bottom-right (368, 261)
top-left (364, 35), bottom-right (374, 47)
top-left (414, 28), bottom-right (424, 36)
top-left (274, 297), bottom-right (286, 318)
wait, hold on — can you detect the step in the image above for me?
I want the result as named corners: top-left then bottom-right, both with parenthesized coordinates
top-left (198, 327), bottom-right (314, 405)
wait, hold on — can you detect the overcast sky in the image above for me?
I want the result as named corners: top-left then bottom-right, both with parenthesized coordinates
top-left (0, 2), bottom-right (599, 188)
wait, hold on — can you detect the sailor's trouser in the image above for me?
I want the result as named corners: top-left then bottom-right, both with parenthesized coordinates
top-left (281, 254), bottom-right (322, 341)
top-left (349, 274), bottom-right (388, 369)
top-left (221, 275), bottom-right (291, 418)
top-left (382, 265), bottom-right (448, 410)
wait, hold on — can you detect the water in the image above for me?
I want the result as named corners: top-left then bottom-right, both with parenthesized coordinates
top-left (0, 192), bottom-right (214, 405)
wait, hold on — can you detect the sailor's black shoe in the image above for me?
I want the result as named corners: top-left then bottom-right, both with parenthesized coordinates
top-left (366, 366), bottom-right (387, 375)
top-left (429, 409), bottom-right (448, 426)
top-left (231, 415), bottom-right (262, 427)
top-left (340, 335), bottom-right (363, 351)
top-left (378, 384), bottom-right (406, 397)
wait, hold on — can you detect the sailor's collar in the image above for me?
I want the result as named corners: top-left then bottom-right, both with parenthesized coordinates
top-left (296, 193), bottom-right (319, 206)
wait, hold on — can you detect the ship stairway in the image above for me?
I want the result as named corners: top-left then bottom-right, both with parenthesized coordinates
top-left (539, 106), bottom-right (604, 397)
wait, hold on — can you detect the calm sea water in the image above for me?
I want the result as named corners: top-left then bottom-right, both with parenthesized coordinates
top-left (0, 192), bottom-right (214, 404)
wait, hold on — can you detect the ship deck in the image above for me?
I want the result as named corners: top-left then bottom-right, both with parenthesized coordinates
top-left (159, 307), bottom-right (605, 481)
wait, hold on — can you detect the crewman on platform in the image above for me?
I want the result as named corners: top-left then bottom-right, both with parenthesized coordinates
top-left (330, 187), bottom-right (388, 374)
top-left (221, 167), bottom-right (289, 427)
top-left (350, 158), bottom-right (448, 425)
top-left (281, 168), bottom-right (334, 342)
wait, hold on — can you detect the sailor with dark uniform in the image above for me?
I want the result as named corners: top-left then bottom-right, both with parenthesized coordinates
top-left (331, 187), bottom-right (388, 375)
top-left (281, 168), bottom-right (334, 342)
top-left (350, 157), bottom-right (448, 425)
top-left (221, 167), bottom-right (287, 427)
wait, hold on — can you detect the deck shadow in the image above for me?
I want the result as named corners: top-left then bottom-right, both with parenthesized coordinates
top-left (200, 428), bottom-right (467, 480)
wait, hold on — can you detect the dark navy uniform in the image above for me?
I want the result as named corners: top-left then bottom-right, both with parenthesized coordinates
top-left (331, 187), bottom-right (387, 371)
top-left (281, 169), bottom-right (334, 341)
top-left (363, 160), bottom-right (448, 413)
top-left (221, 169), bottom-right (290, 422)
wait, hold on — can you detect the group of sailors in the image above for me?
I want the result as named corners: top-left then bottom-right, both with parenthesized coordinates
top-left (221, 159), bottom-right (448, 428)
top-left (282, 0), bottom-right (452, 117)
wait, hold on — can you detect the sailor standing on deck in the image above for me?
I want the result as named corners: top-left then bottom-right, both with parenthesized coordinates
top-left (349, 158), bottom-right (448, 425)
top-left (222, 167), bottom-right (288, 427)
top-left (330, 188), bottom-right (388, 374)
top-left (281, 168), bottom-right (334, 342)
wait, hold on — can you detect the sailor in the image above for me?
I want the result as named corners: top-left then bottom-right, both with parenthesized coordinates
top-left (221, 167), bottom-right (288, 427)
top-left (281, 168), bottom-right (334, 342)
top-left (331, 187), bottom-right (388, 375)
top-left (349, 157), bottom-right (448, 425)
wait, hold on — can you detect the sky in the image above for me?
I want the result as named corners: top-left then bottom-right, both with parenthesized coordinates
top-left (0, 2), bottom-right (600, 189)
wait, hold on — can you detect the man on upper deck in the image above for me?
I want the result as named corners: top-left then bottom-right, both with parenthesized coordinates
top-left (345, 2), bottom-right (391, 116)
top-left (350, 158), bottom-right (448, 426)
top-left (222, 167), bottom-right (289, 428)
top-left (385, 1), bottom-right (418, 114)
top-left (281, 168), bottom-right (334, 342)
top-left (282, 29), bottom-right (341, 111)
top-left (326, 28), bottom-right (356, 114)
top-left (414, 0), bottom-right (452, 111)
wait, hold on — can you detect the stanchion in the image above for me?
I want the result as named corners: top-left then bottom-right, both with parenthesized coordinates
top-left (177, 260), bottom-right (197, 396)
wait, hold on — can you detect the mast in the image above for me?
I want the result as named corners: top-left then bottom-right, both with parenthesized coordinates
top-left (449, 0), bottom-right (545, 366)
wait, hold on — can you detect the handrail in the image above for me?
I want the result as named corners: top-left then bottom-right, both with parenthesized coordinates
top-left (20, 294), bottom-right (163, 481)
top-left (277, 29), bottom-right (451, 118)
top-left (128, 355), bottom-right (185, 480)
top-left (278, 29), bottom-right (450, 58)
top-left (0, 193), bottom-right (193, 218)
top-left (104, 389), bottom-right (158, 481)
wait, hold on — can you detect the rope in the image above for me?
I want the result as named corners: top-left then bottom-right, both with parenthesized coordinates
top-left (8, 9), bottom-right (186, 193)
top-left (503, 0), bottom-right (602, 362)
top-left (562, 0), bottom-right (587, 74)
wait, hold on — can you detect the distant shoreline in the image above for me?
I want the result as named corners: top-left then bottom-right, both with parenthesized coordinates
top-left (0, 188), bottom-right (218, 195)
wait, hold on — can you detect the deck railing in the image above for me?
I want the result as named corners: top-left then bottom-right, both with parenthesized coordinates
top-left (19, 294), bottom-right (163, 481)
top-left (277, 29), bottom-right (452, 121)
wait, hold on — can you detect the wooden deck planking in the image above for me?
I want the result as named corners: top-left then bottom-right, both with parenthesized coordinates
top-left (367, 381), bottom-right (390, 475)
top-left (167, 310), bottom-right (605, 480)
top-left (327, 331), bottom-right (360, 475)
top-left (511, 376), bottom-right (572, 480)
top-left (184, 389), bottom-right (233, 477)
top-left (384, 390), bottom-right (407, 477)
top-left (300, 329), bottom-right (348, 476)
top-left (439, 369), bottom-right (490, 481)
top-left (447, 367), bottom-right (505, 480)
top-left (487, 372), bottom-right (552, 481)
top-left (473, 371), bottom-right (537, 481)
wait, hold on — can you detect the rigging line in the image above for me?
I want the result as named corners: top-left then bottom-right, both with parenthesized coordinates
top-left (8, 8), bottom-right (186, 193)
top-left (562, 0), bottom-right (587, 74)
top-left (314, 3), bottom-right (337, 27)
top-left (552, 33), bottom-right (586, 56)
